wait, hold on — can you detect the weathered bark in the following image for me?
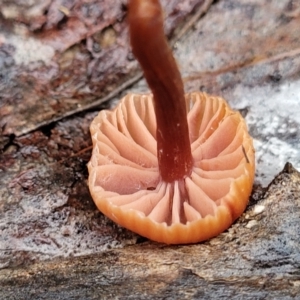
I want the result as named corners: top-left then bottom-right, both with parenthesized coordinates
top-left (0, 0), bottom-right (211, 137)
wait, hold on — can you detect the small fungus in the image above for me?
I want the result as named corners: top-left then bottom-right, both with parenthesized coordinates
top-left (88, 0), bottom-right (255, 244)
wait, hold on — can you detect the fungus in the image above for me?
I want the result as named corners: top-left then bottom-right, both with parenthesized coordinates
top-left (88, 0), bottom-right (255, 244)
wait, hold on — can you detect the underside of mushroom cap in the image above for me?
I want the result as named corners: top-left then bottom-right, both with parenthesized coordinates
top-left (88, 92), bottom-right (255, 244)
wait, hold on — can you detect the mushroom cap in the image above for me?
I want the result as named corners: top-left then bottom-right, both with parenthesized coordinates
top-left (88, 92), bottom-right (255, 244)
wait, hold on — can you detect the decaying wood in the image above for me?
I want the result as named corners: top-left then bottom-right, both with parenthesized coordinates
top-left (0, 163), bottom-right (299, 299)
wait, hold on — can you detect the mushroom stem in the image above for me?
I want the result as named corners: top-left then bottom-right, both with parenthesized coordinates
top-left (128, 0), bottom-right (193, 182)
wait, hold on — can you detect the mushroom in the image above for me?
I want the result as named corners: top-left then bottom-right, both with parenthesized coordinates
top-left (88, 0), bottom-right (255, 244)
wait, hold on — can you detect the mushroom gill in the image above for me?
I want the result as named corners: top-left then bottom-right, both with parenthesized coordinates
top-left (88, 0), bottom-right (255, 244)
top-left (88, 92), bottom-right (255, 244)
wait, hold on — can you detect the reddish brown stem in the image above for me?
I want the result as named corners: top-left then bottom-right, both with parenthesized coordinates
top-left (128, 0), bottom-right (193, 182)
